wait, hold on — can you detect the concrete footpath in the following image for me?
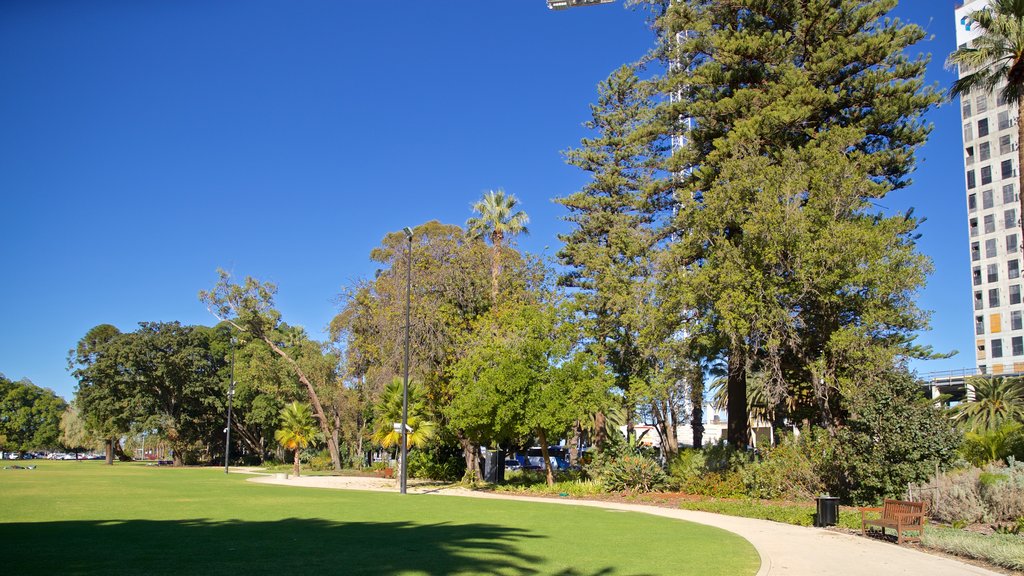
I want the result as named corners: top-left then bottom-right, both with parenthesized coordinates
top-left (243, 472), bottom-right (1004, 576)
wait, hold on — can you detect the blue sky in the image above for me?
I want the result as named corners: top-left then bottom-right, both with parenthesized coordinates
top-left (0, 0), bottom-right (970, 401)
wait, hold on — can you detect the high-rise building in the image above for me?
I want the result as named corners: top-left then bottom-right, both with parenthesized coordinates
top-left (955, 0), bottom-right (1024, 375)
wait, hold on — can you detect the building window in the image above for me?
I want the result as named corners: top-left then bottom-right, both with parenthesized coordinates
top-left (965, 123), bottom-right (974, 141)
top-left (1001, 135), bottom-right (1013, 155)
top-left (980, 141), bottom-right (991, 161)
top-left (976, 290), bottom-right (985, 310)
top-left (987, 238), bottom-right (998, 258)
top-left (977, 94), bottom-right (989, 113)
top-left (966, 146), bottom-right (976, 165)
top-left (1009, 234), bottom-right (1019, 253)
top-left (968, 170), bottom-right (977, 189)
top-left (964, 100), bottom-right (973, 118)
top-left (971, 217), bottom-right (979, 237)
top-left (1004, 183), bottom-right (1016, 204)
top-left (977, 316), bottom-right (986, 335)
top-left (973, 241), bottom-right (982, 260)
top-left (1003, 159), bottom-right (1015, 180)
top-left (980, 118), bottom-right (990, 137)
top-left (970, 193), bottom-right (978, 211)
top-left (993, 338), bottom-right (1004, 358)
top-left (1007, 209), bottom-right (1018, 230)
top-left (989, 263), bottom-right (1000, 282)
top-left (982, 165), bottom-right (993, 185)
top-left (1013, 311), bottom-right (1023, 331)
top-left (974, 266), bottom-right (983, 285)
top-left (991, 288), bottom-right (1001, 307)
top-left (998, 92), bottom-right (1009, 106)
top-left (984, 189), bottom-right (995, 208)
top-left (1012, 285), bottom-right (1022, 305)
top-left (1014, 336), bottom-right (1023, 356)
top-left (985, 214), bottom-right (996, 233)
top-left (999, 110), bottom-right (1011, 130)
top-left (1011, 259), bottom-right (1020, 279)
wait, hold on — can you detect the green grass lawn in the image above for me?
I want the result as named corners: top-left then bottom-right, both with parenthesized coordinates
top-left (0, 461), bottom-right (758, 576)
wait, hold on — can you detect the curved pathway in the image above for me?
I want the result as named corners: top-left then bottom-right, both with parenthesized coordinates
top-left (240, 471), bottom-right (1002, 576)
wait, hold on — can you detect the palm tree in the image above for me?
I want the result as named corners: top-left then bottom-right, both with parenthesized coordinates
top-left (948, 0), bottom-right (1024, 228)
top-left (956, 375), bottom-right (1024, 432)
top-left (466, 189), bottom-right (530, 300)
top-left (371, 378), bottom-right (435, 451)
top-left (274, 401), bottom-right (319, 477)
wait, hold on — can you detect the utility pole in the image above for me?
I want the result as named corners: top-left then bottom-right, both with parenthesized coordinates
top-left (547, 0), bottom-right (614, 10)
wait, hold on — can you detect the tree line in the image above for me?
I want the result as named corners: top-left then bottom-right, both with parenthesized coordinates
top-left (43, 1), bottom-right (969, 498)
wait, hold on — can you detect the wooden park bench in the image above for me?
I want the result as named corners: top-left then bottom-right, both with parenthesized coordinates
top-left (859, 499), bottom-right (927, 545)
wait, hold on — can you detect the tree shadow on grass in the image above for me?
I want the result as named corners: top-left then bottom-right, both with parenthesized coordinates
top-left (0, 518), bottom-right (649, 576)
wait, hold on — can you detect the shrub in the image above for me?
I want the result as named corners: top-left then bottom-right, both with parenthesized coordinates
top-left (912, 459), bottom-right (1024, 523)
top-left (667, 444), bottom-right (747, 498)
top-left (741, 436), bottom-right (822, 500)
top-left (600, 454), bottom-right (668, 493)
top-left (407, 445), bottom-right (465, 481)
top-left (912, 467), bottom-right (986, 524)
top-left (835, 371), bottom-right (962, 504)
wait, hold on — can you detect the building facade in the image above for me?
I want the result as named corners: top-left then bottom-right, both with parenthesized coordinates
top-left (956, 0), bottom-right (1024, 375)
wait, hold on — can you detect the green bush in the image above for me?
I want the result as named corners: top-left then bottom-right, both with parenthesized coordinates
top-left (741, 436), bottom-right (822, 500)
top-left (407, 444), bottom-right (465, 481)
top-left (600, 454), bottom-right (668, 493)
top-left (834, 371), bottom-right (962, 504)
top-left (667, 445), bottom-right (747, 498)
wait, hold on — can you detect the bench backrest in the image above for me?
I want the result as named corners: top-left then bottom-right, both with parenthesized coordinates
top-left (881, 499), bottom-right (926, 525)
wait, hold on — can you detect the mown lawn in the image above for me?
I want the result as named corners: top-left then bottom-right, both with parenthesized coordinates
top-left (0, 461), bottom-right (759, 575)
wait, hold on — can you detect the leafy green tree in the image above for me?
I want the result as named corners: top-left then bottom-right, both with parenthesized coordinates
top-left (956, 376), bottom-right (1024, 432)
top-left (448, 298), bottom-right (610, 485)
top-left (60, 404), bottom-right (100, 454)
top-left (467, 189), bottom-right (530, 300)
top-left (274, 401), bottom-right (319, 477)
top-left (557, 64), bottom-right (679, 451)
top-left (68, 324), bottom-right (128, 464)
top-left (948, 0), bottom-right (1024, 224)
top-left (835, 371), bottom-right (960, 504)
top-left (332, 221), bottom-right (513, 474)
top-left (0, 375), bottom-right (67, 454)
top-left (652, 0), bottom-right (941, 445)
top-left (371, 378), bottom-right (435, 450)
top-left (201, 271), bottom-right (344, 470)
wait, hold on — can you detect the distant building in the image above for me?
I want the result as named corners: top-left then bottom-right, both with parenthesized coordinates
top-left (955, 0), bottom-right (1024, 374)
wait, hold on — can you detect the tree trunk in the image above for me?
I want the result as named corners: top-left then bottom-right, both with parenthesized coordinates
top-left (293, 448), bottom-right (300, 478)
top-left (105, 438), bottom-right (114, 465)
top-left (458, 433), bottom-right (479, 481)
top-left (691, 369), bottom-right (704, 449)
top-left (114, 439), bottom-right (132, 462)
top-left (263, 337), bottom-right (342, 471)
top-left (537, 428), bottom-right (555, 486)
top-left (593, 411), bottom-right (607, 450)
top-left (665, 401), bottom-right (679, 458)
top-left (490, 233), bottom-right (503, 302)
top-left (568, 421), bottom-right (581, 466)
top-left (727, 345), bottom-right (748, 449)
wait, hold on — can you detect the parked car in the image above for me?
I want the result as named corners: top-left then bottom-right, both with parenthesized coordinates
top-left (504, 459), bottom-right (521, 471)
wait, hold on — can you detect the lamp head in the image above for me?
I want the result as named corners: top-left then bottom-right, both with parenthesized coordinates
top-left (403, 227), bottom-right (414, 240)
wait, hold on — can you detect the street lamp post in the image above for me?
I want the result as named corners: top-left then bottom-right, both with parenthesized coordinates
top-left (401, 226), bottom-right (413, 494)
top-left (224, 336), bottom-right (237, 474)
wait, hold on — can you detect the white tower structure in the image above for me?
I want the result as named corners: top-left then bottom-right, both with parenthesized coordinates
top-left (956, 0), bottom-right (1024, 375)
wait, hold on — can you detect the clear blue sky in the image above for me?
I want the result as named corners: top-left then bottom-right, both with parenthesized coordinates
top-left (0, 0), bottom-right (969, 401)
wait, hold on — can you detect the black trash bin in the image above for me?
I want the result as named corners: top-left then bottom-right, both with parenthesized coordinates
top-left (815, 495), bottom-right (839, 527)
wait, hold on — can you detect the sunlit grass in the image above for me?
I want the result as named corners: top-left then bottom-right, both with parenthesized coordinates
top-left (0, 461), bottom-right (759, 575)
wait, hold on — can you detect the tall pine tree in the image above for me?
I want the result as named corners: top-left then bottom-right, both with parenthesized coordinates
top-left (653, 0), bottom-right (941, 443)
